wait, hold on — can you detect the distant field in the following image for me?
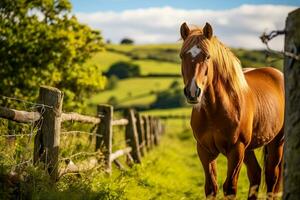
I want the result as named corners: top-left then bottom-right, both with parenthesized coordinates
top-left (85, 50), bottom-right (130, 72)
top-left (85, 43), bottom-right (282, 78)
top-left (88, 77), bottom-right (182, 108)
top-left (133, 59), bottom-right (180, 75)
top-left (86, 43), bottom-right (283, 112)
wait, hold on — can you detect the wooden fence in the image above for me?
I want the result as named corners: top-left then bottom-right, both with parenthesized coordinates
top-left (0, 86), bottom-right (164, 181)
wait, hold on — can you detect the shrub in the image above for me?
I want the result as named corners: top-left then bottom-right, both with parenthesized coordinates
top-left (120, 38), bottom-right (134, 45)
top-left (106, 62), bottom-right (140, 79)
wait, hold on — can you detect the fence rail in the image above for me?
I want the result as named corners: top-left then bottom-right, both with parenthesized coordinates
top-left (0, 106), bottom-right (41, 123)
top-left (0, 85), bottom-right (164, 181)
top-left (61, 112), bottom-right (101, 124)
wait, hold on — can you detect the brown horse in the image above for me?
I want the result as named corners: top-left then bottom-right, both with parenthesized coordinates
top-left (179, 22), bottom-right (284, 199)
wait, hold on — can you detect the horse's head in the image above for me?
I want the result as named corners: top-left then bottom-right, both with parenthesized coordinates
top-left (180, 22), bottom-right (213, 104)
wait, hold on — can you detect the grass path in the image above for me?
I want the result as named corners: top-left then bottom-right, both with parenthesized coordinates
top-left (100, 118), bottom-right (251, 199)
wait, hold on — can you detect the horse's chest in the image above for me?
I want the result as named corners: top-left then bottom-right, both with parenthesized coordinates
top-left (193, 125), bottom-right (232, 155)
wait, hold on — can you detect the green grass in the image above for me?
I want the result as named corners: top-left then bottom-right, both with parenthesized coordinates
top-left (133, 59), bottom-right (180, 75)
top-left (88, 77), bottom-right (182, 107)
top-left (85, 50), bottom-right (131, 72)
top-left (1, 115), bottom-right (258, 199)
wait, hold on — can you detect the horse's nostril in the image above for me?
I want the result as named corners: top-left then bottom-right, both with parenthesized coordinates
top-left (183, 87), bottom-right (188, 97)
top-left (196, 87), bottom-right (201, 97)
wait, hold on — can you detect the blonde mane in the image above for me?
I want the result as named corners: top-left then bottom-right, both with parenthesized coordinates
top-left (208, 37), bottom-right (248, 92)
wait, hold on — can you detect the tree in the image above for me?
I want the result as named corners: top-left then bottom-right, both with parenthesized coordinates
top-left (120, 38), bottom-right (134, 45)
top-left (0, 0), bottom-right (106, 111)
top-left (106, 61), bottom-right (140, 79)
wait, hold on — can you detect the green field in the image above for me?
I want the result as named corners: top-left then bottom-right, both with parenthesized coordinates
top-left (1, 43), bottom-right (277, 199)
top-left (89, 77), bottom-right (182, 107)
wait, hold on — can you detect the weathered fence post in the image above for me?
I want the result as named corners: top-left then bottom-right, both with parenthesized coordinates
top-left (283, 8), bottom-right (300, 200)
top-left (96, 104), bottom-right (113, 173)
top-left (149, 116), bottom-right (155, 147)
top-left (33, 86), bottom-right (63, 181)
top-left (153, 117), bottom-right (159, 146)
top-left (125, 109), bottom-right (141, 163)
top-left (135, 112), bottom-right (146, 156)
top-left (143, 115), bottom-right (151, 151)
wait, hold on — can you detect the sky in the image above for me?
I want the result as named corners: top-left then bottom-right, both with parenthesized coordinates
top-left (70, 0), bottom-right (299, 49)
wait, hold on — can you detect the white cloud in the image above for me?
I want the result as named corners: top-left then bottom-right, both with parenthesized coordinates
top-left (75, 4), bottom-right (296, 50)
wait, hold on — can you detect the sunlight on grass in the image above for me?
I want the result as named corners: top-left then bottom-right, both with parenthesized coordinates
top-left (88, 77), bottom-right (181, 107)
top-left (133, 59), bottom-right (180, 75)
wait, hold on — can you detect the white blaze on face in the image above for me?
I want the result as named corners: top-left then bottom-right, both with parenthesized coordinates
top-left (190, 77), bottom-right (198, 98)
top-left (187, 45), bottom-right (201, 58)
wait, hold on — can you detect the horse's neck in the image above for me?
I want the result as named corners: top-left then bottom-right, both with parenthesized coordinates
top-left (203, 60), bottom-right (246, 121)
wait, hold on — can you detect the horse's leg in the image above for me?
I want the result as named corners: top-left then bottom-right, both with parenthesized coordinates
top-left (244, 150), bottom-right (261, 200)
top-left (223, 141), bottom-right (245, 199)
top-left (197, 143), bottom-right (218, 198)
top-left (265, 131), bottom-right (284, 199)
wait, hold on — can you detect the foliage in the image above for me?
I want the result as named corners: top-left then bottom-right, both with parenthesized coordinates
top-left (0, 0), bottom-right (106, 111)
top-left (120, 38), bottom-right (134, 45)
top-left (106, 61), bottom-right (140, 79)
top-left (151, 81), bottom-right (186, 109)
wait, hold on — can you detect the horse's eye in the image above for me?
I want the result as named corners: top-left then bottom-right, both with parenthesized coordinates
top-left (206, 55), bottom-right (210, 60)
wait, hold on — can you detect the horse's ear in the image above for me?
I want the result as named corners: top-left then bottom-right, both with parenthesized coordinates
top-left (180, 22), bottom-right (190, 40)
top-left (203, 22), bottom-right (213, 39)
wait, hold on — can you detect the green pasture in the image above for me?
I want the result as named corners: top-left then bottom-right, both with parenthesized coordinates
top-left (1, 43), bottom-right (277, 199)
top-left (88, 77), bottom-right (182, 108)
top-left (12, 111), bottom-right (253, 199)
top-left (133, 59), bottom-right (180, 75)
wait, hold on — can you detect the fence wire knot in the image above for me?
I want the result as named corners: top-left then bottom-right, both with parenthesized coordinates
top-left (260, 29), bottom-right (300, 61)
top-left (260, 29), bottom-right (286, 44)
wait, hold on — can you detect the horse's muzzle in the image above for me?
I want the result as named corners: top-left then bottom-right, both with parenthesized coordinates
top-left (183, 86), bottom-right (201, 104)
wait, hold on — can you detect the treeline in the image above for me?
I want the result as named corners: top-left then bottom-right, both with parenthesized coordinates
top-left (0, 0), bottom-right (106, 111)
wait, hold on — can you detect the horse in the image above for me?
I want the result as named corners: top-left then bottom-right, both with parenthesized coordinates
top-left (179, 22), bottom-right (284, 200)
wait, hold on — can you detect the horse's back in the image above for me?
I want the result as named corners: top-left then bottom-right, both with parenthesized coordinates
top-left (244, 67), bottom-right (284, 149)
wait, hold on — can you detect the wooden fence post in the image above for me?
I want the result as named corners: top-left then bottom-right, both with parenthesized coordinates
top-left (125, 109), bottom-right (141, 163)
top-left (283, 8), bottom-right (300, 200)
top-left (135, 112), bottom-right (146, 156)
top-left (143, 115), bottom-right (151, 151)
top-left (149, 116), bottom-right (155, 147)
top-left (153, 117), bottom-right (159, 146)
top-left (33, 86), bottom-right (63, 181)
top-left (96, 104), bottom-right (113, 173)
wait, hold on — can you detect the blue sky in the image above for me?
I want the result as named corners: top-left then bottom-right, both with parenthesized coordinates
top-left (71, 1), bottom-right (298, 49)
top-left (70, 0), bottom-right (299, 12)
